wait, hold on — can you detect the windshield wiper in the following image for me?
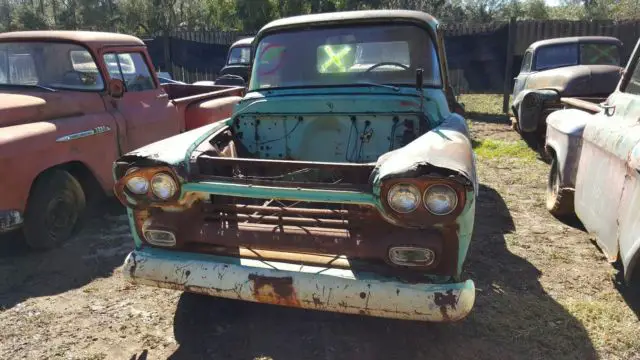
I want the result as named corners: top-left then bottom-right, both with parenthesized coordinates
top-left (0, 83), bottom-right (57, 92)
top-left (356, 81), bottom-right (400, 92)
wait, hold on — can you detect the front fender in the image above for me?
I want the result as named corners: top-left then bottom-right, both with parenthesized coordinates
top-left (371, 112), bottom-right (476, 192)
top-left (514, 89), bottom-right (560, 132)
top-left (545, 109), bottom-right (592, 189)
top-left (114, 119), bottom-right (231, 180)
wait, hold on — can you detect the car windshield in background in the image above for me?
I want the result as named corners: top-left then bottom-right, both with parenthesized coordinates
top-left (535, 42), bottom-right (621, 70)
top-left (228, 46), bottom-right (251, 65)
top-left (535, 44), bottom-right (578, 70)
top-left (580, 43), bottom-right (620, 66)
top-left (249, 24), bottom-right (441, 91)
top-left (0, 42), bottom-right (104, 90)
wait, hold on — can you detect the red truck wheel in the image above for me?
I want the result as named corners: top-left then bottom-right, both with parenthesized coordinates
top-left (23, 169), bottom-right (86, 250)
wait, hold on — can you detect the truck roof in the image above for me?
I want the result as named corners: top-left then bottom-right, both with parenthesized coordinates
top-left (230, 37), bottom-right (254, 48)
top-left (528, 36), bottom-right (622, 51)
top-left (257, 10), bottom-right (438, 38)
top-left (0, 30), bottom-right (145, 49)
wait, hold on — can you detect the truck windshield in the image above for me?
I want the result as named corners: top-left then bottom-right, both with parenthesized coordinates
top-left (0, 42), bottom-right (104, 91)
top-left (249, 24), bottom-right (441, 91)
top-left (227, 46), bottom-right (251, 65)
top-left (535, 43), bottom-right (620, 70)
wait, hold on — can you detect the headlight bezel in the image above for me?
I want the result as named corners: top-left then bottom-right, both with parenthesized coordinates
top-left (150, 172), bottom-right (179, 200)
top-left (380, 178), bottom-right (466, 223)
top-left (386, 183), bottom-right (422, 214)
top-left (115, 166), bottom-right (182, 207)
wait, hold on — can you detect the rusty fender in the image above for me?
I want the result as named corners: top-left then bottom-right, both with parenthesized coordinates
top-left (123, 248), bottom-right (476, 322)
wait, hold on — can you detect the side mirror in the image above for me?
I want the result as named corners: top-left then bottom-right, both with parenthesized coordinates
top-left (108, 79), bottom-right (125, 99)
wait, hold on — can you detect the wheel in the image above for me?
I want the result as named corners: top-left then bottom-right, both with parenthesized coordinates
top-left (23, 169), bottom-right (86, 250)
top-left (546, 156), bottom-right (574, 217)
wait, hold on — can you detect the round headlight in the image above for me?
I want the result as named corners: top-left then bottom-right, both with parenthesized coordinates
top-left (387, 184), bottom-right (421, 213)
top-left (151, 173), bottom-right (178, 200)
top-left (424, 184), bottom-right (458, 215)
top-left (126, 176), bottom-right (149, 194)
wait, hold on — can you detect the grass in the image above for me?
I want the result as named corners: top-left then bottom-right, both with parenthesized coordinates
top-left (459, 93), bottom-right (511, 116)
top-left (473, 138), bottom-right (537, 162)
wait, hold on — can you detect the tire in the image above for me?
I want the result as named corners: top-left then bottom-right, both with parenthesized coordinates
top-left (23, 169), bottom-right (86, 250)
top-left (546, 156), bottom-right (574, 217)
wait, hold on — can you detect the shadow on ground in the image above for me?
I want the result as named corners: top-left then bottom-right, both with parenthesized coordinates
top-left (169, 184), bottom-right (596, 360)
top-left (0, 198), bottom-right (130, 310)
top-left (466, 112), bottom-right (510, 124)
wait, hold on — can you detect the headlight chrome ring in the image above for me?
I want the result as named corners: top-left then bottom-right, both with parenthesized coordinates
top-left (423, 184), bottom-right (458, 215)
top-left (387, 183), bottom-right (421, 213)
top-left (151, 173), bottom-right (178, 200)
top-left (126, 176), bottom-right (149, 195)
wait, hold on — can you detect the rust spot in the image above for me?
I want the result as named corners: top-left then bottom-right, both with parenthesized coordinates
top-left (249, 274), bottom-right (300, 307)
top-left (434, 290), bottom-right (458, 321)
top-left (312, 293), bottom-right (323, 307)
top-left (359, 292), bottom-right (366, 299)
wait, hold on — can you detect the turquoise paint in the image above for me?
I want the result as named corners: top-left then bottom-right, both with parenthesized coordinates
top-left (127, 208), bottom-right (144, 248)
top-left (182, 181), bottom-right (376, 205)
top-left (455, 189), bottom-right (477, 274)
top-left (237, 87), bottom-right (449, 125)
top-left (183, 119), bottom-right (234, 173)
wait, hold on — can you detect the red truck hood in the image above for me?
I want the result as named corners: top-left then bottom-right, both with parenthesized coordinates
top-left (0, 91), bottom-right (89, 127)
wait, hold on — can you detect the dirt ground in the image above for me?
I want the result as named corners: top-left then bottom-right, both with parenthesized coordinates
top-left (1, 99), bottom-right (639, 360)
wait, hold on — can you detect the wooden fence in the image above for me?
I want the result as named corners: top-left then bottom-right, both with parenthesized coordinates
top-left (150, 19), bottom-right (640, 111)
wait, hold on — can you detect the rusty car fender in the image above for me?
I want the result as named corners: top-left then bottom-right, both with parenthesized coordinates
top-left (545, 108), bottom-right (593, 190)
top-left (513, 89), bottom-right (560, 133)
top-left (0, 114), bottom-right (119, 213)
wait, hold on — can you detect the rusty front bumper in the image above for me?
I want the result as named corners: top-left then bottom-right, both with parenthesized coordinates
top-left (123, 247), bottom-right (476, 322)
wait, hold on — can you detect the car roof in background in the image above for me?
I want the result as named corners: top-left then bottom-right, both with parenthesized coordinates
top-left (230, 37), bottom-right (254, 48)
top-left (528, 36), bottom-right (622, 51)
top-left (0, 30), bottom-right (144, 49)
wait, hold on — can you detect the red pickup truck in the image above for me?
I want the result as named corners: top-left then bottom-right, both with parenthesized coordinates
top-left (0, 31), bottom-right (244, 250)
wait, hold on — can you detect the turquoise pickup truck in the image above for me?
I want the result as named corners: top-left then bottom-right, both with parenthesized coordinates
top-left (113, 10), bottom-right (478, 322)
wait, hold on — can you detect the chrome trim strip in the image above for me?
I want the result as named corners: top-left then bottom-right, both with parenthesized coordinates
top-left (56, 126), bottom-right (111, 142)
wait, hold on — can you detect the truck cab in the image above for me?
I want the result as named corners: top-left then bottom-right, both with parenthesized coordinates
top-left (0, 31), bottom-right (244, 250)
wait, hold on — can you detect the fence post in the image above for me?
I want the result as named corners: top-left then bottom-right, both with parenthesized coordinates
top-left (503, 17), bottom-right (517, 114)
top-left (162, 30), bottom-right (171, 76)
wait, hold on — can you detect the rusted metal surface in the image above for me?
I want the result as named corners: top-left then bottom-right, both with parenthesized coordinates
top-left (115, 10), bottom-right (478, 319)
top-left (123, 247), bottom-right (476, 322)
top-left (560, 97), bottom-right (603, 113)
top-left (523, 65), bottom-right (621, 97)
top-left (134, 199), bottom-right (460, 277)
top-left (0, 30), bottom-right (145, 52)
top-left (546, 37), bottom-right (640, 282)
top-left (545, 108), bottom-right (590, 190)
top-left (0, 32), bottom-right (244, 245)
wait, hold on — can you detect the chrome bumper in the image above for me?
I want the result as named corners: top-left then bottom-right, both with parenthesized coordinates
top-left (123, 247), bottom-right (476, 322)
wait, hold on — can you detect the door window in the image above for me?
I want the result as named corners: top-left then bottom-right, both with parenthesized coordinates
top-left (103, 52), bottom-right (155, 92)
top-left (521, 51), bottom-right (532, 72)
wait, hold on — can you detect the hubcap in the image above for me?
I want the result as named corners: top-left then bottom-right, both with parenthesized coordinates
top-left (45, 195), bottom-right (76, 239)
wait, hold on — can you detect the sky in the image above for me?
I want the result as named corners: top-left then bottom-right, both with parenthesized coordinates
top-left (544, 0), bottom-right (563, 6)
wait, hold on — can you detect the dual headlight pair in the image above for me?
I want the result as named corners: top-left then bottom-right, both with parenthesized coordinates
top-left (124, 168), bottom-right (179, 201)
top-left (387, 183), bottom-right (458, 215)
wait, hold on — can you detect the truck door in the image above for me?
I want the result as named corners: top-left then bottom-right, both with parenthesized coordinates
top-left (513, 50), bottom-right (532, 100)
top-left (574, 58), bottom-right (640, 262)
top-left (100, 48), bottom-right (179, 152)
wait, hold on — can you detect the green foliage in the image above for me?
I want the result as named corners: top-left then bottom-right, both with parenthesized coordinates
top-left (0, 0), bottom-right (637, 34)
